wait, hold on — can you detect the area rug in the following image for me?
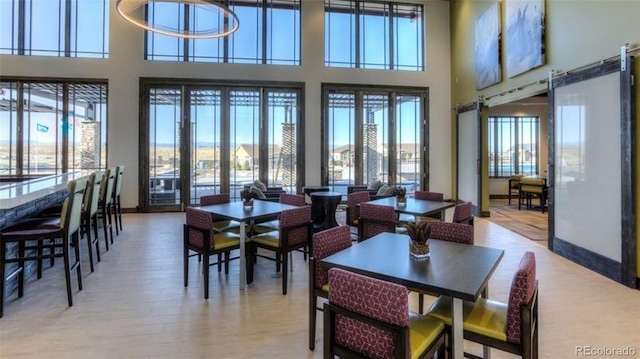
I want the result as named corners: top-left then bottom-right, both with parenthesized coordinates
top-left (487, 201), bottom-right (548, 243)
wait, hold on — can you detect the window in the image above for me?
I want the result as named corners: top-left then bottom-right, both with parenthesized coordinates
top-left (146, 0), bottom-right (301, 65)
top-left (488, 116), bottom-right (539, 177)
top-left (0, 0), bottom-right (109, 58)
top-left (0, 79), bottom-right (108, 176)
top-left (324, 0), bottom-right (424, 71)
top-left (142, 80), bottom-right (303, 210)
top-left (322, 84), bottom-right (427, 197)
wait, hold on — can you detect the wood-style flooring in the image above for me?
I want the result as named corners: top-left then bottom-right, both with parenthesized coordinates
top-left (487, 198), bottom-right (548, 246)
top-left (1, 211), bottom-right (638, 358)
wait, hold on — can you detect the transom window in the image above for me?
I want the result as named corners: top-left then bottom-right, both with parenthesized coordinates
top-left (0, 0), bottom-right (109, 58)
top-left (488, 116), bottom-right (540, 177)
top-left (324, 0), bottom-right (424, 71)
top-left (146, 0), bottom-right (301, 65)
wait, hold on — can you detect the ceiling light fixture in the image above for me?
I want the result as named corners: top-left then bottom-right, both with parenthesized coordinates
top-left (116, 0), bottom-right (239, 39)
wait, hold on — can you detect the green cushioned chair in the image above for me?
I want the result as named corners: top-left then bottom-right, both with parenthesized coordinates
top-left (426, 251), bottom-right (539, 359)
top-left (518, 177), bottom-right (547, 213)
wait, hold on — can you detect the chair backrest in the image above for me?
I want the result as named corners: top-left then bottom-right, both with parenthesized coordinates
top-left (99, 168), bottom-right (115, 206)
top-left (279, 193), bottom-right (306, 206)
top-left (61, 178), bottom-right (87, 236)
top-left (452, 201), bottom-right (473, 225)
top-left (519, 177), bottom-right (545, 194)
top-left (346, 191), bottom-right (370, 226)
top-left (113, 165), bottom-right (124, 198)
top-left (85, 171), bottom-right (103, 217)
top-left (311, 226), bottom-right (352, 290)
top-left (185, 206), bottom-right (215, 250)
top-left (200, 193), bottom-right (230, 206)
top-left (506, 251), bottom-right (537, 344)
top-left (414, 191), bottom-right (444, 201)
top-left (279, 206), bottom-right (312, 247)
top-left (429, 222), bottom-right (474, 244)
top-left (359, 203), bottom-right (396, 240)
top-left (328, 268), bottom-right (410, 359)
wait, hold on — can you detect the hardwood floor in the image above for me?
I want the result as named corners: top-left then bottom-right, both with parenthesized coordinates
top-left (1, 212), bottom-right (638, 358)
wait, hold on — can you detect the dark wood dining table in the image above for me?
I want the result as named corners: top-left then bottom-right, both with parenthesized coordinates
top-left (199, 199), bottom-right (298, 290)
top-left (321, 232), bottom-right (504, 359)
top-left (367, 196), bottom-right (456, 221)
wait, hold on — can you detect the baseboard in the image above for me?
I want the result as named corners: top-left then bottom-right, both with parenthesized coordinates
top-left (553, 237), bottom-right (622, 284)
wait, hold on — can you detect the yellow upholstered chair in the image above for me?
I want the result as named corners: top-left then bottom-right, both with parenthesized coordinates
top-left (308, 225), bottom-right (352, 351)
top-left (518, 177), bottom-right (547, 213)
top-left (426, 251), bottom-right (538, 359)
top-left (249, 206), bottom-right (312, 295)
top-left (183, 206), bottom-right (245, 299)
top-left (508, 174), bottom-right (524, 205)
top-left (324, 268), bottom-right (445, 359)
top-left (0, 178), bottom-right (86, 317)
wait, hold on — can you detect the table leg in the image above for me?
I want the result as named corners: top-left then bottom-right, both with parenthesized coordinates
top-left (239, 220), bottom-right (246, 290)
top-left (451, 297), bottom-right (463, 359)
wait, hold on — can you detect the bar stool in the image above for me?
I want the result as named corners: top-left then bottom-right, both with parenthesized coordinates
top-left (112, 165), bottom-right (124, 235)
top-left (98, 168), bottom-right (116, 250)
top-left (0, 178), bottom-right (86, 317)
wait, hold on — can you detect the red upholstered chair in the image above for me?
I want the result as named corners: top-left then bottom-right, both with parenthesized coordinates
top-left (183, 206), bottom-right (244, 299)
top-left (346, 191), bottom-right (370, 227)
top-left (452, 201), bottom-right (474, 226)
top-left (279, 193), bottom-right (306, 206)
top-left (402, 190), bottom-right (445, 224)
top-left (357, 203), bottom-right (397, 242)
top-left (429, 222), bottom-right (474, 245)
top-left (200, 194), bottom-right (241, 233)
top-left (426, 251), bottom-right (538, 359)
top-left (0, 178), bottom-right (86, 318)
top-left (249, 206), bottom-right (312, 295)
top-left (323, 268), bottom-right (445, 359)
top-left (308, 225), bottom-right (352, 351)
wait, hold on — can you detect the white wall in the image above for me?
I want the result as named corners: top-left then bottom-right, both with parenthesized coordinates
top-left (0, 0), bottom-right (452, 209)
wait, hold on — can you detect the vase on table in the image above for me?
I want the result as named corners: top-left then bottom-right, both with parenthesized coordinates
top-left (409, 239), bottom-right (430, 258)
top-left (403, 220), bottom-right (432, 259)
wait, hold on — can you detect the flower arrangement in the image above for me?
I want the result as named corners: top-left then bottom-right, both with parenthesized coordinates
top-left (403, 220), bottom-right (431, 258)
top-left (395, 186), bottom-right (407, 202)
top-left (241, 189), bottom-right (254, 208)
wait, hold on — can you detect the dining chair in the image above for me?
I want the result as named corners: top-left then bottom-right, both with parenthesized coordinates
top-left (346, 190), bottom-right (370, 228)
top-left (252, 193), bottom-right (307, 233)
top-left (249, 206), bottom-right (312, 295)
top-left (426, 251), bottom-right (538, 359)
top-left (452, 201), bottom-right (474, 226)
top-left (98, 168), bottom-right (116, 250)
top-left (200, 194), bottom-right (242, 234)
top-left (111, 165), bottom-right (125, 235)
top-left (323, 267), bottom-right (446, 359)
top-left (0, 178), bottom-right (86, 318)
top-left (518, 177), bottom-right (547, 213)
top-left (403, 190), bottom-right (445, 224)
top-left (183, 206), bottom-right (245, 299)
top-left (413, 221), bottom-right (474, 313)
top-left (308, 225), bottom-right (352, 351)
top-left (357, 203), bottom-right (399, 242)
top-left (508, 174), bottom-right (525, 205)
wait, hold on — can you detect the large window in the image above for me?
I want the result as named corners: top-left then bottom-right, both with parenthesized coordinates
top-left (142, 80), bottom-right (303, 210)
top-left (0, 0), bottom-right (109, 58)
top-left (324, 0), bottom-right (424, 71)
top-left (146, 0), bottom-right (301, 65)
top-left (488, 116), bottom-right (539, 177)
top-left (0, 79), bottom-right (108, 176)
top-left (322, 84), bottom-right (427, 197)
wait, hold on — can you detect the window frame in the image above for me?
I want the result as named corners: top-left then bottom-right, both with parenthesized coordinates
top-left (488, 115), bottom-right (540, 178)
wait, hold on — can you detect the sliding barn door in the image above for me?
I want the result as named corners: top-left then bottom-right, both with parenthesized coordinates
top-left (456, 103), bottom-right (483, 215)
top-left (549, 57), bottom-right (636, 287)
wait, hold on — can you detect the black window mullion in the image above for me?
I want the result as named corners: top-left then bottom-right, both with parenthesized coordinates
top-left (388, 93), bottom-right (396, 185)
top-left (183, 4), bottom-right (189, 62)
top-left (17, 0), bottom-right (25, 55)
top-left (220, 89), bottom-right (231, 193)
top-left (388, 3), bottom-right (394, 70)
top-left (259, 88), bottom-right (269, 182)
top-left (64, 0), bottom-right (71, 57)
top-left (354, 1), bottom-right (360, 68)
top-left (61, 83), bottom-right (69, 172)
top-left (262, 0), bottom-right (267, 64)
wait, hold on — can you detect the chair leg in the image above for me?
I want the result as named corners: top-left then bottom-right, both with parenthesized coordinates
top-left (112, 200), bottom-right (119, 236)
top-left (85, 215), bottom-right (95, 272)
top-left (107, 205), bottom-right (114, 244)
top-left (282, 251), bottom-right (288, 295)
top-left (92, 214), bottom-right (101, 263)
top-left (102, 207), bottom-right (110, 251)
top-left (63, 237), bottom-right (73, 307)
top-left (224, 251), bottom-right (230, 274)
top-left (203, 252), bottom-right (210, 300)
top-left (309, 294), bottom-right (317, 350)
top-left (418, 293), bottom-right (424, 313)
top-left (217, 253), bottom-right (223, 273)
top-left (183, 228), bottom-right (189, 288)
top-left (73, 232), bottom-right (82, 292)
top-left (117, 196), bottom-right (123, 232)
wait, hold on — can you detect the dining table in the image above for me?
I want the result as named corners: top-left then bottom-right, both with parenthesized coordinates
top-left (198, 199), bottom-right (298, 290)
top-left (367, 196), bottom-right (456, 221)
top-left (321, 232), bottom-right (504, 359)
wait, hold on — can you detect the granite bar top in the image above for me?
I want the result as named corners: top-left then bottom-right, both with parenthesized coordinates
top-left (0, 171), bottom-right (89, 210)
